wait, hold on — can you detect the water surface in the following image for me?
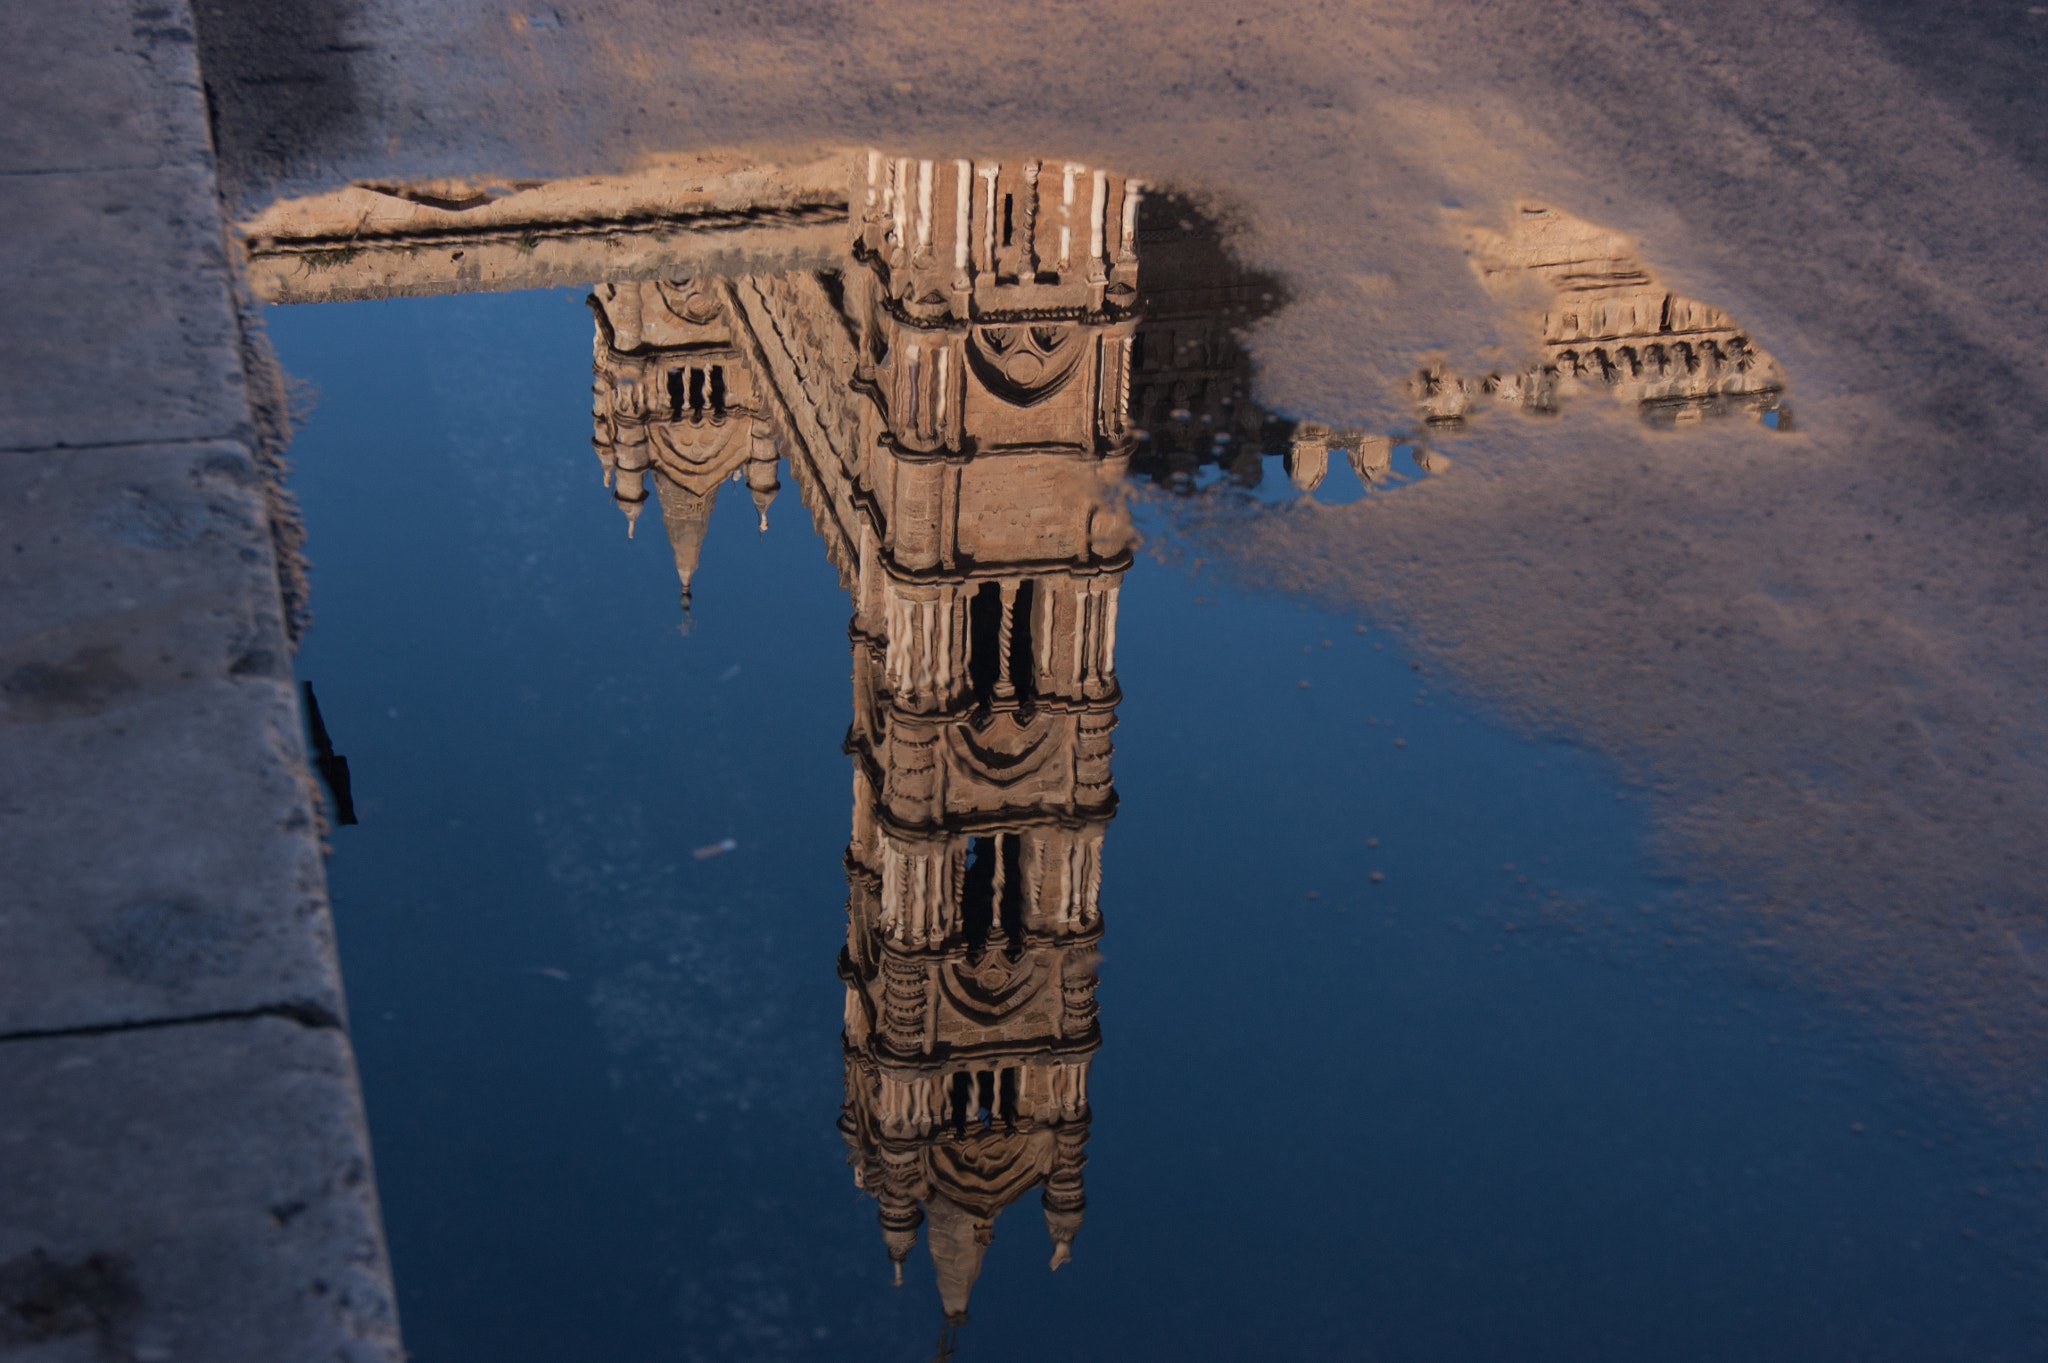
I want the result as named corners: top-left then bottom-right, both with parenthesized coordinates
top-left (268, 163), bottom-right (2046, 1360)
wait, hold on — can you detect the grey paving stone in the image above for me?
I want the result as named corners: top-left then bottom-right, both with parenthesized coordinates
top-left (0, 1016), bottom-right (401, 1362)
top-left (0, 0), bottom-right (213, 175)
top-left (0, 3), bottom-right (405, 1358)
top-left (0, 165), bottom-right (248, 453)
top-left (0, 443), bottom-right (343, 1036)
top-left (0, 442), bottom-right (286, 649)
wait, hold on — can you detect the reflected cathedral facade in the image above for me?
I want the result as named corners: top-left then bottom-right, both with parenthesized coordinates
top-left (578, 150), bottom-right (1791, 1332)
top-left (588, 153), bottom-right (1139, 1326)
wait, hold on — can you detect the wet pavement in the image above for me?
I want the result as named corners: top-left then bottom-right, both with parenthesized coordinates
top-left (7, 3), bottom-right (2046, 1358)
top-left (264, 157), bottom-right (2047, 1357)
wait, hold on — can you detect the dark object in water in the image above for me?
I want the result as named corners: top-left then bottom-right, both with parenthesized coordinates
top-left (301, 680), bottom-right (358, 825)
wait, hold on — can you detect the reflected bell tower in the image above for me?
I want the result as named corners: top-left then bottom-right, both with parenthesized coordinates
top-left (581, 149), bottom-right (1143, 1330)
top-left (828, 153), bottom-right (1138, 1323)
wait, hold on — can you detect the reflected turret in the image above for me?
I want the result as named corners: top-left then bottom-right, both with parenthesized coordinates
top-left (588, 278), bottom-right (782, 606)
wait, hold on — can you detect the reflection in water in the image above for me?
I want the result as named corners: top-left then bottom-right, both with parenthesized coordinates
top-left (1421, 205), bottom-right (1789, 428)
top-left (1125, 204), bottom-right (1297, 489)
top-left (573, 150), bottom-right (1798, 1334)
top-left (247, 146), bottom-right (1792, 467)
top-left (588, 155), bottom-right (1137, 1331)
top-left (586, 275), bottom-right (784, 618)
top-left (267, 145), bottom-right (1804, 1337)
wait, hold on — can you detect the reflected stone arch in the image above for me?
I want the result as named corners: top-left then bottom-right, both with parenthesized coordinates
top-left (966, 324), bottom-right (1083, 407)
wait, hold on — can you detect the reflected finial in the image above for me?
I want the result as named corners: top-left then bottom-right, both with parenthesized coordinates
top-left (747, 445), bottom-right (780, 538)
top-left (1049, 1240), bottom-right (1073, 1271)
top-left (881, 1200), bottom-right (920, 1285)
top-left (654, 470), bottom-right (718, 606)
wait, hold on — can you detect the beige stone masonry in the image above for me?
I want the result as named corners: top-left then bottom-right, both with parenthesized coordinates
top-left (241, 152), bottom-right (851, 303)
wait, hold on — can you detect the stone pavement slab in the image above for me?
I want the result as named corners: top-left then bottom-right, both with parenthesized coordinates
top-left (0, 165), bottom-right (248, 452)
top-left (0, 0), bottom-right (215, 176)
top-left (0, 1015), bottom-right (401, 1362)
top-left (0, 0), bottom-right (403, 1355)
top-left (0, 442), bottom-right (342, 1036)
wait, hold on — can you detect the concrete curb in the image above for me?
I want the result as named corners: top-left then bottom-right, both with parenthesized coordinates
top-left (1, 1), bottom-right (401, 1357)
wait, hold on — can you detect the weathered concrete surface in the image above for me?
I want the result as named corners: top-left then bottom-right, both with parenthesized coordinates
top-left (0, 443), bottom-right (343, 1036)
top-left (0, 1017), bottom-right (399, 1362)
top-left (0, 166), bottom-right (249, 453)
top-left (0, 0), bottom-right (401, 1356)
top-left (0, 0), bottom-right (215, 176)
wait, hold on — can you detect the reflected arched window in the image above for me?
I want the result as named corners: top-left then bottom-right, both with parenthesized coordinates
top-left (999, 833), bottom-right (1025, 960)
top-left (961, 835), bottom-right (996, 957)
top-left (1009, 580), bottom-right (1036, 705)
top-left (967, 582), bottom-right (1002, 707)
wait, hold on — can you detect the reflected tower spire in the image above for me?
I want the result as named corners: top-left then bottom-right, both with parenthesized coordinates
top-left (797, 152), bottom-right (1137, 1326)
top-left (582, 149), bottom-right (1143, 1329)
top-left (588, 278), bottom-right (784, 609)
top-left (726, 151), bottom-right (1137, 1326)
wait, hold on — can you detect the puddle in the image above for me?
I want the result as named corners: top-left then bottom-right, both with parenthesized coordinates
top-left (260, 148), bottom-right (2047, 1358)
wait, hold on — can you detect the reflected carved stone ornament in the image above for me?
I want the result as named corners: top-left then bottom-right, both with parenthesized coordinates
top-left (1422, 205), bottom-right (1790, 427)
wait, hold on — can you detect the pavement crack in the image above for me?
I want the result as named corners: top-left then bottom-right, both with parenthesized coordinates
top-left (0, 1001), bottom-right (344, 1045)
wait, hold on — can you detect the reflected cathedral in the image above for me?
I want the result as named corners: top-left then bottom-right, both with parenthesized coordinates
top-left (588, 154), bottom-right (1139, 1330)
top-left (579, 150), bottom-right (1790, 1335)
